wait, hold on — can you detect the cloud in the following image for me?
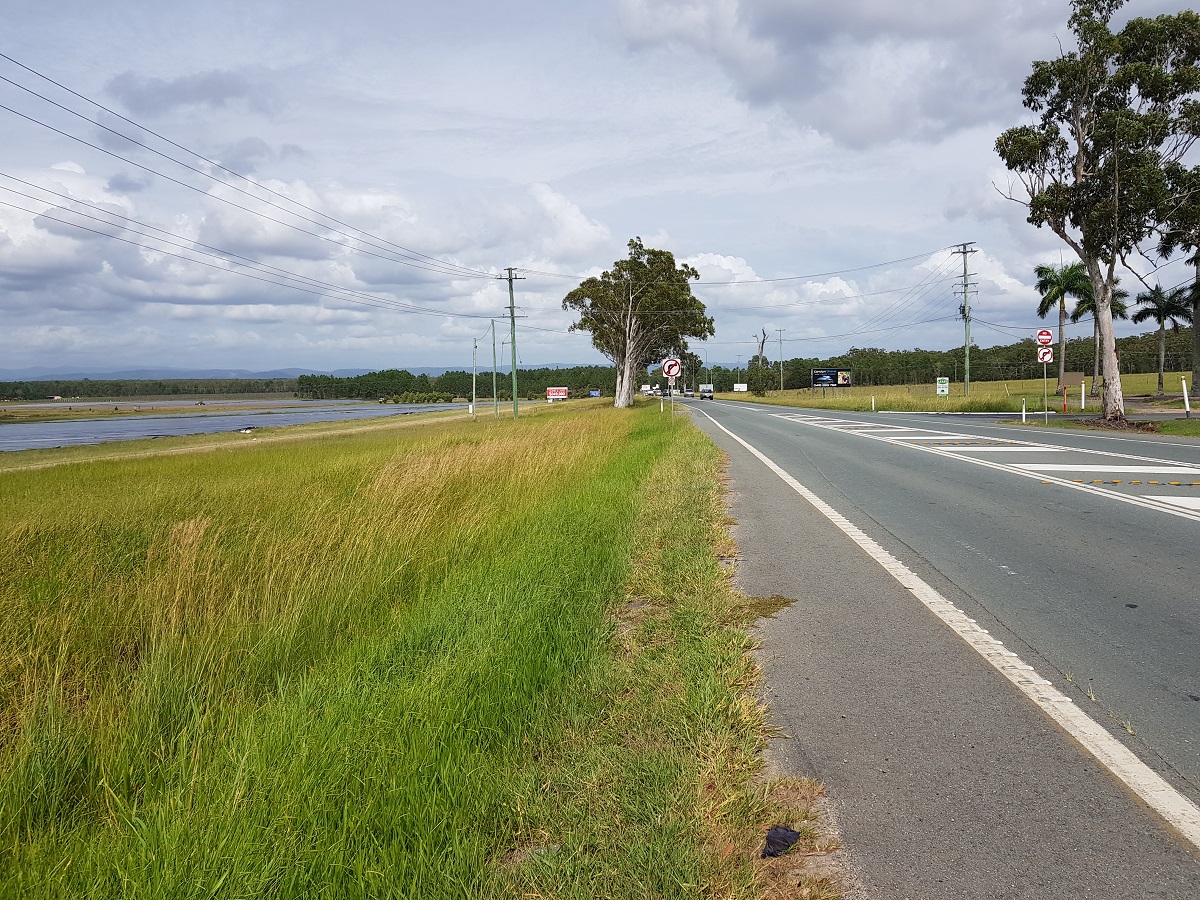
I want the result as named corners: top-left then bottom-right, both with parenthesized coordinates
top-left (529, 183), bottom-right (610, 261)
top-left (618, 0), bottom-right (1060, 147)
top-left (105, 69), bottom-right (278, 117)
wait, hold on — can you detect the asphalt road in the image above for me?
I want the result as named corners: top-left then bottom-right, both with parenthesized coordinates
top-left (684, 399), bottom-right (1200, 897)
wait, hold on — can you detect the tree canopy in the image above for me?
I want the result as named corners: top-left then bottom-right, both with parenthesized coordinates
top-left (995, 0), bottom-right (1200, 419)
top-left (562, 238), bottom-right (713, 407)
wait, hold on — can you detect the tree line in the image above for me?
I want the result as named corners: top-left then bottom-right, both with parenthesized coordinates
top-left (0, 378), bottom-right (298, 401)
top-left (296, 365), bottom-right (618, 400)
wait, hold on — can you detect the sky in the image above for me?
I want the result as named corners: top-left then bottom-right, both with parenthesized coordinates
top-left (1, 0), bottom-right (1196, 375)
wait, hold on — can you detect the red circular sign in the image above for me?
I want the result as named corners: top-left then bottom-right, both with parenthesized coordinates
top-left (662, 357), bottom-right (682, 377)
top-left (1036, 329), bottom-right (1054, 346)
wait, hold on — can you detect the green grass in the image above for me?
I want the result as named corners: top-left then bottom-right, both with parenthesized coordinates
top-left (0, 405), bottom-right (834, 898)
top-left (717, 370), bottom-right (1195, 414)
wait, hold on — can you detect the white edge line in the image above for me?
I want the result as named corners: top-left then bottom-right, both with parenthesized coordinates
top-left (695, 407), bottom-right (1200, 850)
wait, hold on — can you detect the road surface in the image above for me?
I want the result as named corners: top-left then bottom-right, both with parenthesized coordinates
top-left (686, 400), bottom-right (1200, 897)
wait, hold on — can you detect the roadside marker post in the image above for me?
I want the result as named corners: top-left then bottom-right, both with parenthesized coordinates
top-left (1022, 398), bottom-right (1026, 423)
top-left (1184, 377), bottom-right (1192, 419)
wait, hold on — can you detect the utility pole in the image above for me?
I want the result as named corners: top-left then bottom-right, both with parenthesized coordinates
top-left (736, 354), bottom-right (741, 386)
top-left (776, 328), bottom-right (785, 391)
top-left (491, 320), bottom-right (498, 419)
top-left (472, 337), bottom-right (477, 420)
top-left (954, 243), bottom-right (977, 397)
top-left (506, 268), bottom-right (525, 419)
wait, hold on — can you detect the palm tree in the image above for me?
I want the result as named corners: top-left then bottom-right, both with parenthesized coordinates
top-left (1131, 285), bottom-right (1193, 395)
top-left (1035, 262), bottom-right (1092, 394)
top-left (1070, 284), bottom-right (1129, 398)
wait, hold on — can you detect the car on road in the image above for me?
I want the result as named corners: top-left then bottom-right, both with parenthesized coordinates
top-left (699, 383), bottom-right (714, 399)
top-left (684, 388), bottom-right (695, 398)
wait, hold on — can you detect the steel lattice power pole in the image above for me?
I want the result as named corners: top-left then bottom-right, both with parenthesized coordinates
top-left (954, 243), bottom-right (977, 397)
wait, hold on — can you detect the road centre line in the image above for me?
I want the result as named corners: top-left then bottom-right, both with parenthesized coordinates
top-left (772, 414), bottom-right (1200, 524)
top-left (695, 408), bottom-right (1200, 851)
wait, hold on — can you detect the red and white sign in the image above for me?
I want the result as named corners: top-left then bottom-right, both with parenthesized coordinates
top-left (1037, 346), bottom-right (1054, 363)
top-left (1036, 329), bottom-right (1054, 346)
top-left (662, 357), bottom-right (682, 377)
top-left (546, 386), bottom-right (569, 400)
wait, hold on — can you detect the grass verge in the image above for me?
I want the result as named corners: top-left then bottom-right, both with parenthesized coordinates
top-left (1, 403), bottom-right (840, 898)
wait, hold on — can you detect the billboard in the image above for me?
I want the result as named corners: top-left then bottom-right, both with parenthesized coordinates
top-left (546, 387), bottom-right (569, 400)
top-left (812, 369), bottom-right (852, 387)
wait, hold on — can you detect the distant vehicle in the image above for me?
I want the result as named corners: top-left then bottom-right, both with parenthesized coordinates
top-left (699, 384), bottom-right (714, 399)
top-left (683, 388), bottom-right (695, 398)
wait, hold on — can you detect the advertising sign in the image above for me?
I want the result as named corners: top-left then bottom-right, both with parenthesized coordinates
top-left (589, 389), bottom-right (601, 397)
top-left (546, 386), bottom-right (569, 400)
top-left (936, 377), bottom-right (950, 396)
top-left (733, 383), bottom-right (748, 392)
top-left (812, 369), bottom-right (852, 387)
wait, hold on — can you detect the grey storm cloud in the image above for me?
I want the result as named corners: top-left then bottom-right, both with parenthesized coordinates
top-left (106, 171), bottom-right (153, 193)
top-left (105, 69), bottom-right (278, 117)
top-left (620, 0), bottom-right (1066, 147)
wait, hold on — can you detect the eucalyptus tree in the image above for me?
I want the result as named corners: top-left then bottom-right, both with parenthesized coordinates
top-left (562, 238), bottom-right (713, 408)
top-left (1131, 285), bottom-right (1194, 394)
top-left (1035, 262), bottom-right (1093, 394)
top-left (1070, 286), bottom-right (1129, 397)
top-left (995, 0), bottom-right (1200, 420)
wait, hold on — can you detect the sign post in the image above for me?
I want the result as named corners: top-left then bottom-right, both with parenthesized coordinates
top-left (662, 358), bottom-right (681, 413)
top-left (1037, 345), bottom-right (1054, 424)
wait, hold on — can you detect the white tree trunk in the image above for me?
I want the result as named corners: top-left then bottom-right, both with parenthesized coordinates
top-left (1084, 260), bottom-right (1125, 420)
top-left (1091, 320), bottom-right (1102, 398)
top-left (613, 352), bottom-right (638, 408)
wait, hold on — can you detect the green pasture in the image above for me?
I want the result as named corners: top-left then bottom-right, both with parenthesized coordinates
top-left (719, 370), bottom-right (1194, 414)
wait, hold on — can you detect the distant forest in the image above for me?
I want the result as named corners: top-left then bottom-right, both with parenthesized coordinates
top-left (1, 327), bottom-right (1192, 400)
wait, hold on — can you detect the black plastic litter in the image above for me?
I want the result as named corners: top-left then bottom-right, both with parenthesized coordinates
top-left (760, 824), bottom-right (800, 858)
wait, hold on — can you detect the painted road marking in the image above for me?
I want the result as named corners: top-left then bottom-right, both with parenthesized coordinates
top-left (1014, 464), bottom-right (1200, 474)
top-left (699, 409), bottom-right (1200, 851)
top-left (929, 446), bottom-right (1065, 452)
top-left (771, 413), bottom-right (1200, 524)
top-left (1148, 496), bottom-right (1200, 511)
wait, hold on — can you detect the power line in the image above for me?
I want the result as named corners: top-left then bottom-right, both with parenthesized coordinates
top-left (0, 53), bottom-right (494, 279)
top-left (513, 246), bottom-right (959, 284)
top-left (0, 196), bottom-right (498, 319)
top-left (0, 99), bottom-right (505, 284)
top-left (0, 175), bottom-right (500, 319)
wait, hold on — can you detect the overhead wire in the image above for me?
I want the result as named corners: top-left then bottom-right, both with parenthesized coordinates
top-left (0, 196), bottom-right (499, 319)
top-left (0, 54), bottom-right (494, 279)
top-left (0, 175), bottom-right (503, 319)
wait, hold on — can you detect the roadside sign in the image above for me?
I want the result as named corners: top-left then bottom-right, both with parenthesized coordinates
top-left (1036, 329), bottom-right (1054, 346)
top-left (668, 375), bottom-right (676, 386)
top-left (662, 357), bottom-right (682, 377)
top-left (1037, 346), bottom-right (1053, 363)
top-left (546, 386), bottom-right (568, 401)
top-left (936, 377), bottom-right (950, 396)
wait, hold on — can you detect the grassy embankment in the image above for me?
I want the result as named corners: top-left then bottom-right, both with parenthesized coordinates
top-left (1, 404), bottom-right (838, 898)
top-left (719, 370), bottom-right (1194, 414)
